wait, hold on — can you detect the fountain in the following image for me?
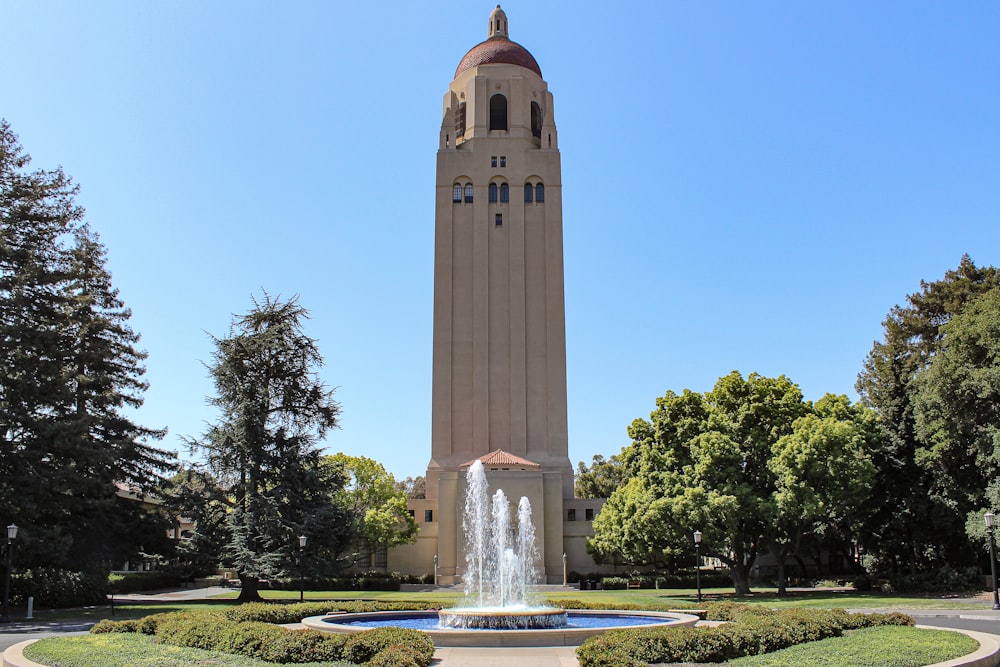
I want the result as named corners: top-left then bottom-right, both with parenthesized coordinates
top-left (437, 461), bottom-right (567, 629)
top-left (302, 459), bottom-right (698, 646)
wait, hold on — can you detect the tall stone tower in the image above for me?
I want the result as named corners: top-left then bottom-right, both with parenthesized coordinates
top-left (427, 5), bottom-right (574, 583)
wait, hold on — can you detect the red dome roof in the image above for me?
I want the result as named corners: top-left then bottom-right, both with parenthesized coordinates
top-left (455, 36), bottom-right (542, 79)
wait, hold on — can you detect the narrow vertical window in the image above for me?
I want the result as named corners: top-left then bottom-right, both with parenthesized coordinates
top-left (491, 156), bottom-right (498, 168)
top-left (499, 156), bottom-right (506, 167)
top-left (495, 213), bottom-right (502, 227)
top-left (499, 183), bottom-right (509, 203)
top-left (489, 94), bottom-right (508, 131)
top-left (453, 184), bottom-right (462, 202)
top-left (567, 509), bottom-right (576, 522)
top-left (531, 102), bottom-right (542, 138)
top-left (585, 508), bottom-right (594, 521)
top-left (535, 183), bottom-right (544, 202)
top-left (524, 183), bottom-right (533, 203)
top-left (464, 184), bottom-right (473, 203)
top-left (424, 510), bottom-right (433, 522)
top-left (456, 102), bottom-right (466, 138)
top-left (488, 183), bottom-right (498, 202)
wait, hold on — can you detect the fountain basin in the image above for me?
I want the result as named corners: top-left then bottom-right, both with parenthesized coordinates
top-left (302, 609), bottom-right (700, 647)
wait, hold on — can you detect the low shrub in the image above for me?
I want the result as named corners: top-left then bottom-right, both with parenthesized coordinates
top-left (343, 627), bottom-right (434, 666)
top-left (110, 608), bottom-right (432, 665)
top-left (137, 611), bottom-right (180, 635)
top-left (575, 607), bottom-right (916, 667)
top-left (259, 629), bottom-right (347, 663)
top-left (704, 601), bottom-right (775, 622)
top-left (367, 643), bottom-right (427, 667)
top-left (90, 618), bottom-right (140, 633)
top-left (10, 568), bottom-right (108, 608)
top-left (154, 611), bottom-right (234, 651)
top-left (218, 620), bottom-right (287, 659)
top-left (887, 565), bottom-right (981, 593)
top-left (108, 571), bottom-right (185, 594)
top-left (222, 600), bottom-right (433, 624)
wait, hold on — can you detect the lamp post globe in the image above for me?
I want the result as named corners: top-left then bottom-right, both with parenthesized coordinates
top-left (298, 535), bottom-right (307, 603)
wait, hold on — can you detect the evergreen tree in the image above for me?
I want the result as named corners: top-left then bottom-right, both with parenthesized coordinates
top-left (193, 294), bottom-right (350, 602)
top-left (1, 120), bottom-right (174, 570)
top-left (856, 256), bottom-right (1000, 574)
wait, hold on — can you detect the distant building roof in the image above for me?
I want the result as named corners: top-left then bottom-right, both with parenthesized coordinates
top-left (463, 449), bottom-right (540, 470)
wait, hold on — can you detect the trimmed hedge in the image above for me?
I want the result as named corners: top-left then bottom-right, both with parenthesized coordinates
top-left (222, 600), bottom-right (434, 625)
top-left (91, 605), bottom-right (434, 666)
top-left (549, 598), bottom-right (697, 612)
top-left (598, 572), bottom-right (733, 590)
top-left (9, 568), bottom-right (108, 608)
top-left (576, 603), bottom-right (915, 667)
top-left (344, 627), bottom-right (434, 665)
top-left (108, 571), bottom-right (185, 594)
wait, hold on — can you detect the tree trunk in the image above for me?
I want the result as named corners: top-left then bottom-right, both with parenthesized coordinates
top-left (730, 561), bottom-right (752, 595)
top-left (237, 574), bottom-right (262, 603)
top-left (776, 555), bottom-right (787, 596)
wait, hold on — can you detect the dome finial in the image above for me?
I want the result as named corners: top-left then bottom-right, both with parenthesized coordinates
top-left (489, 5), bottom-right (508, 39)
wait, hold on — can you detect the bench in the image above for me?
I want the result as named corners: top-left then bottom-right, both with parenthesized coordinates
top-left (626, 579), bottom-right (641, 590)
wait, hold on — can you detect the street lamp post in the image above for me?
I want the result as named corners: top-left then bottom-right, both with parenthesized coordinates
top-left (693, 530), bottom-right (703, 605)
top-left (1, 524), bottom-right (18, 623)
top-left (433, 554), bottom-right (438, 586)
top-left (562, 553), bottom-right (568, 587)
top-left (298, 535), bottom-right (307, 603)
top-left (985, 513), bottom-right (999, 610)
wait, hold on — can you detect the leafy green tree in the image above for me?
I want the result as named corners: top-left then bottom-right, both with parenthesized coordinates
top-left (912, 286), bottom-right (1000, 536)
top-left (0, 120), bottom-right (175, 571)
top-left (327, 453), bottom-right (418, 568)
top-left (856, 256), bottom-right (999, 574)
top-left (396, 475), bottom-right (426, 500)
top-left (575, 453), bottom-right (630, 499)
top-left (589, 373), bottom-right (810, 594)
top-left (768, 395), bottom-right (876, 594)
top-left (193, 294), bottom-right (350, 602)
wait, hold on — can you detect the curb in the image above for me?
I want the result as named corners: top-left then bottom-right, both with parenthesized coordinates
top-left (2, 640), bottom-right (42, 667)
top-left (918, 626), bottom-right (1000, 667)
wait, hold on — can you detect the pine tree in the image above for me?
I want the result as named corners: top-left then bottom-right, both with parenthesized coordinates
top-left (194, 294), bottom-right (349, 602)
top-left (0, 120), bottom-right (175, 570)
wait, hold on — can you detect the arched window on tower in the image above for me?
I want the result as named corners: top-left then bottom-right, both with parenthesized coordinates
top-left (524, 183), bottom-right (533, 203)
top-left (489, 94), bottom-right (508, 131)
top-left (464, 183), bottom-right (474, 203)
top-left (499, 183), bottom-right (509, 203)
top-left (488, 183), bottom-right (498, 203)
top-left (453, 184), bottom-right (462, 202)
top-left (531, 102), bottom-right (542, 139)
top-left (535, 183), bottom-right (544, 202)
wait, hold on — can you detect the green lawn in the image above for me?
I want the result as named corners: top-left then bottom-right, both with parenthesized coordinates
top-left (19, 587), bottom-right (989, 625)
top-left (205, 587), bottom-right (989, 611)
top-left (729, 625), bottom-right (979, 667)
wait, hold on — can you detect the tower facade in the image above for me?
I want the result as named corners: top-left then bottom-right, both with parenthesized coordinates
top-left (390, 6), bottom-right (604, 584)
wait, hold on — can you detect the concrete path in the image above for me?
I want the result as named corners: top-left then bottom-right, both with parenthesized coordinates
top-left (432, 646), bottom-right (579, 666)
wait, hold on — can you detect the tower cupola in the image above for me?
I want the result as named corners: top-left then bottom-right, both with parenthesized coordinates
top-left (455, 5), bottom-right (541, 78)
top-left (488, 5), bottom-right (508, 38)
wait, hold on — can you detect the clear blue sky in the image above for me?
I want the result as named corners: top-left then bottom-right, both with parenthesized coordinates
top-left (3, 2), bottom-right (998, 481)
